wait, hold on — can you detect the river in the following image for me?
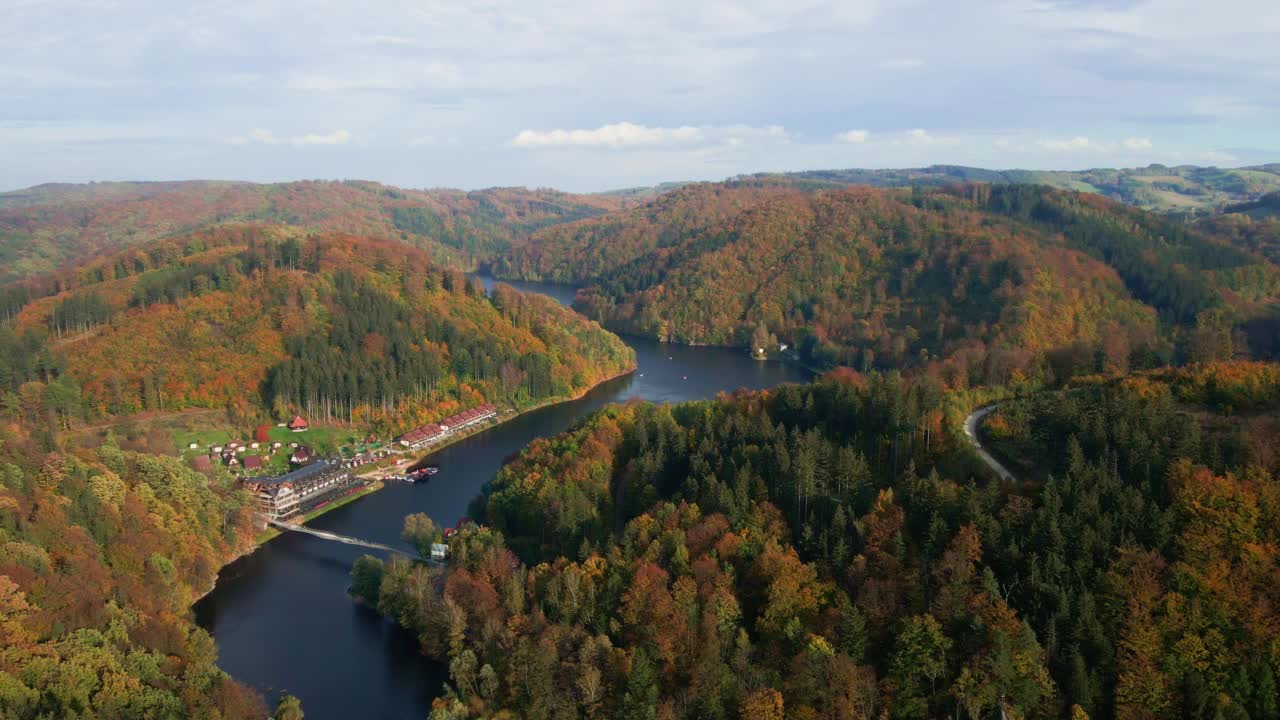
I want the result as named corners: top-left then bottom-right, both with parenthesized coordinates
top-left (194, 277), bottom-right (810, 719)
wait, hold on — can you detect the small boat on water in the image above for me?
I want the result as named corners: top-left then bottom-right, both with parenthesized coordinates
top-left (425, 465), bottom-right (440, 476)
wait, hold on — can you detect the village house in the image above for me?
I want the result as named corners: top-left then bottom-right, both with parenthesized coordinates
top-left (241, 455), bottom-right (264, 472)
top-left (290, 446), bottom-right (311, 465)
top-left (244, 461), bottom-right (351, 520)
top-left (345, 453), bottom-right (376, 469)
top-left (191, 455), bottom-right (213, 472)
top-left (397, 402), bottom-right (498, 450)
top-left (288, 415), bottom-right (309, 432)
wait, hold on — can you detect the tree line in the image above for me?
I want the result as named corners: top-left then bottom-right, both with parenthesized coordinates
top-left (355, 363), bottom-right (1280, 719)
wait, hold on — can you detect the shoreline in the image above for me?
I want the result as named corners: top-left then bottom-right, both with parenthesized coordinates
top-left (254, 479), bottom-right (388, 545)
top-left (404, 363), bottom-right (637, 469)
top-left (196, 363), bottom-right (638, 596)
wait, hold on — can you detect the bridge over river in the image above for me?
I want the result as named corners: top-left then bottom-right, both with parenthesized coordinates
top-left (265, 518), bottom-right (416, 558)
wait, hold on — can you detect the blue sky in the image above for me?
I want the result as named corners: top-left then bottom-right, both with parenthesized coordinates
top-left (4, 0), bottom-right (1278, 192)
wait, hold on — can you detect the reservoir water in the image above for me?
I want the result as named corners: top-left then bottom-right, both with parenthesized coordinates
top-left (194, 277), bottom-right (809, 719)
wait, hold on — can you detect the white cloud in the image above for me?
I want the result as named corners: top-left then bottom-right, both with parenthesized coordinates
top-left (512, 122), bottom-right (701, 148)
top-left (836, 129), bottom-right (869, 143)
top-left (230, 128), bottom-right (280, 145)
top-left (1, 0), bottom-right (1273, 189)
top-left (896, 128), bottom-right (958, 145)
top-left (356, 34), bottom-right (416, 46)
top-left (1203, 150), bottom-right (1239, 164)
top-left (1037, 136), bottom-right (1093, 151)
top-left (229, 128), bottom-right (352, 147)
top-left (293, 129), bottom-right (351, 146)
top-left (511, 122), bottom-right (786, 149)
top-left (290, 61), bottom-right (463, 92)
top-left (878, 58), bottom-right (925, 70)
top-left (1035, 136), bottom-right (1156, 153)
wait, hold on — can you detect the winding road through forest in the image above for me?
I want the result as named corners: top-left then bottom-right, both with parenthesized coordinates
top-left (962, 404), bottom-right (1016, 482)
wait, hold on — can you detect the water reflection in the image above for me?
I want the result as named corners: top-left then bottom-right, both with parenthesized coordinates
top-left (196, 276), bottom-right (810, 719)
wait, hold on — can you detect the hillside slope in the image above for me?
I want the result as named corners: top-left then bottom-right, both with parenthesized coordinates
top-left (0, 443), bottom-right (268, 718)
top-left (750, 163), bottom-right (1280, 213)
top-left (503, 183), bottom-right (1280, 382)
top-left (1194, 193), bottom-right (1280, 263)
top-left (360, 363), bottom-right (1280, 719)
top-left (1, 225), bottom-right (634, 440)
top-left (0, 180), bottom-right (625, 282)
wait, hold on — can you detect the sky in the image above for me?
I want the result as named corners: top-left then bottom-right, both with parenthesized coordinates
top-left (3, 0), bottom-right (1279, 192)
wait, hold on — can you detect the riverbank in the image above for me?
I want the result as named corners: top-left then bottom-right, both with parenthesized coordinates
top-left (404, 363), bottom-right (637, 470)
top-left (255, 480), bottom-right (387, 544)
top-left (243, 363), bottom-right (636, 547)
top-left (195, 298), bottom-right (807, 720)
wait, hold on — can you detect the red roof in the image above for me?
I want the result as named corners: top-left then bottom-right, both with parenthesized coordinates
top-left (399, 404), bottom-right (493, 444)
top-left (192, 455), bottom-right (212, 471)
top-left (242, 455), bottom-right (264, 470)
top-left (288, 415), bottom-right (308, 429)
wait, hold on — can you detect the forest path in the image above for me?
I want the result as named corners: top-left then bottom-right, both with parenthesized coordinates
top-left (962, 404), bottom-right (1016, 483)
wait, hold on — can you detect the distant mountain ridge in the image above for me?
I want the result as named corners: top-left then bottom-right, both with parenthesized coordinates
top-left (0, 180), bottom-right (250, 209)
top-left (499, 181), bottom-right (1280, 380)
top-left (0, 179), bottom-right (627, 283)
top-left (2, 223), bottom-right (635, 430)
top-left (742, 163), bottom-right (1280, 213)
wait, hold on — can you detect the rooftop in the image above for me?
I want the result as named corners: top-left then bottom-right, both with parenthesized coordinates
top-left (247, 460), bottom-right (339, 487)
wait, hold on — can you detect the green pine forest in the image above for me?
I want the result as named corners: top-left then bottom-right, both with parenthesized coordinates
top-left (1, 167), bottom-right (1279, 719)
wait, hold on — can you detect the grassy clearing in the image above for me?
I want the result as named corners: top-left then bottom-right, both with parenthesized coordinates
top-left (175, 421), bottom-right (383, 476)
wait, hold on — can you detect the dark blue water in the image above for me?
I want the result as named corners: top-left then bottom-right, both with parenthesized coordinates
top-left (195, 277), bottom-right (809, 719)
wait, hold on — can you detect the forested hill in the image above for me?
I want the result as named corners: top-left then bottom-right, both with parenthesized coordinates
top-left (500, 182), bottom-right (1280, 382)
top-left (1194, 193), bottom-right (1280, 264)
top-left (0, 224), bottom-right (634, 453)
top-left (356, 361), bottom-right (1280, 720)
top-left (0, 179), bottom-right (626, 283)
top-left (745, 163), bottom-right (1280, 214)
top-left (0, 444), bottom-right (269, 718)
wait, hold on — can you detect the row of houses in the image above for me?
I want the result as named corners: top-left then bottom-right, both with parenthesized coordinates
top-left (398, 402), bottom-right (498, 451)
top-left (244, 460), bottom-right (354, 520)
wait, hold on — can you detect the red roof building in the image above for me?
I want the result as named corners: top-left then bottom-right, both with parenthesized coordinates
top-left (288, 415), bottom-right (309, 432)
top-left (397, 402), bottom-right (497, 450)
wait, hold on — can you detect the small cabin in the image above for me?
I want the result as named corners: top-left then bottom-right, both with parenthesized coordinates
top-left (288, 415), bottom-right (309, 432)
top-left (430, 543), bottom-right (449, 561)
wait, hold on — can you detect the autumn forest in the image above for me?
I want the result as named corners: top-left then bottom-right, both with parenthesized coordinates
top-left (2, 168), bottom-right (1280, 720)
